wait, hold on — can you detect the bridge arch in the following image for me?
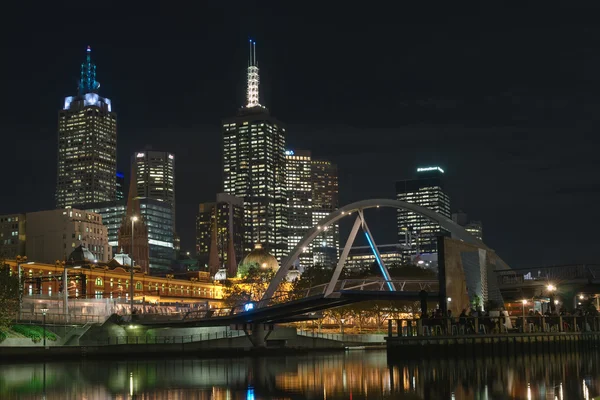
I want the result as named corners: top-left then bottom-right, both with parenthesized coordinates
top-left (260, 198), bottom-right (488, 305)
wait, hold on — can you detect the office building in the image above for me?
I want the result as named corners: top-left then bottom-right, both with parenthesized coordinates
top-left (452, 211), bottom-right (483, 241)
top-left (56, 46), bottom-right (117, 209)
top-left (116, 171), bottom-right (125, 200)
top-left (312, 159), bottom-right (340, 267)
top-left (345, 244), bottom-right (404, 271)
top-left (0, 214), bottom-right (26, 259)
top-left (133, 150), bottom-right (175, 227)
top-left (80, 196), bottom-right (174, 274)
top-left (396, 166), bottom-right (451, 261)
top-left (286, 150), bottom-right (313, 268)
top-left (196, 193), bottom-right (244, 277)
top-left (222, 40), bottom-right (287, 260)
top-left (25, 208), bottom-right (111, 264)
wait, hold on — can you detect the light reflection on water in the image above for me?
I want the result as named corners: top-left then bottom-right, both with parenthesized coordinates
top-left (0, 351), bottom-right (598, 399)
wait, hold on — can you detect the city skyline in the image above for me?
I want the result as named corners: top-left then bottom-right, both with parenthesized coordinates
top-left (1, 5), bottom-right (599, 268)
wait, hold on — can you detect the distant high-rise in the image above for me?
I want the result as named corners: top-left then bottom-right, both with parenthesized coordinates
top-left (311, 159), bottom-right (340, 267)
top-left (196, 193), bottom-right (244, 277)
top-left (116, 171), bottom-right (125, 200)
top-left (286, 150), bottom-right (314, 268)
top-left (133, 150), bottom-right (175, 227)
top-left (452, 210), bottom-right (483, 241)
top-left (56, 46), bottom-right (117, 209)
top-left (396, 166), bottom-right (450, 261)
top-left (222, 40), bottom-right (287, 260)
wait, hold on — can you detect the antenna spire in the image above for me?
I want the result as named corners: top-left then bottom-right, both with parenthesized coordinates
top-left (246, 39), bottom-right (261, 108)
top-left (79, 45), bottom-right (100, 95)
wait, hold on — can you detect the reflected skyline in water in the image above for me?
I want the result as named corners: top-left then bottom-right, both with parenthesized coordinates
top-left (0, 351), bottom-right (599, 399)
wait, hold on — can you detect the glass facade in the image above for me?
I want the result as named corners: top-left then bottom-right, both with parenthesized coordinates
top-left (81, 198), bottom-right (174, 273)
top-left (311, 160), bottom-right (340, 267)
top-left (396, 167), bottom-right (451, 261)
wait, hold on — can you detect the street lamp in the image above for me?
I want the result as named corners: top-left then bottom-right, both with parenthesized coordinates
top-left (547, 284), bottom-right (556, 292)
top-left (340, 318), bottom-right (345, 334)
top-left (40, 307), bottom-right (48, 348)
top-left (521, 299), bottom-right (528, 332)
top-left (130, 216), bottom-right (138, 316)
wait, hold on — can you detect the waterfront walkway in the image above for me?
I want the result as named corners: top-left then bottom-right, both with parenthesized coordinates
top-left (386, 316), bottom-right (600, 358)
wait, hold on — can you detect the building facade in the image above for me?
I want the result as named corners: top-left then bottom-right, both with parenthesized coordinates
top-left (311, 159), bottom-right (340, 267)
top-left (196, 193), bottom-right (244, 277)
top-left (396, 166), bottom-right (451, 261)
top-left (133, 150), bottom-right (175, 226)
top-left (452, 210), bottom-right (483, 241)
top-left (286, 150), bottom-right (313, 268)
top-left (56, 46), bottom-right (117, 209)
top-left (0, 214), bottom-right (26, 259)
top-left (222, 41), bottom-right (287, 260)
top-left (345, 244), bottom-right (404, 271)
top-left (25, 208), bottom-right (111, 264)
top-left (81, 199), bottom-right (174, 274)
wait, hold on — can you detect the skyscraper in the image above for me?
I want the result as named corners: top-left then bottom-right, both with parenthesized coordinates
top-left (196, 193), bottom-right (244, 277)
top-left (56, 46), bottom-right (117, 209)
top-left (286, 150), bottom-right (314, 268)
top-left (133, 150), bottom-right (175, 209)
top-left (452, 211), bottom-right (483, 241)
top-left (222, 40), bottom-right (287, 260)
top-left (396, 166), bottom-right (450, 262)
top-left (311, 159), bottom-right (340, 267)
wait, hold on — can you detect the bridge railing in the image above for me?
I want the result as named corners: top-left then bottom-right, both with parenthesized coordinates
top-left (388, 315), bottom-right (600, 337)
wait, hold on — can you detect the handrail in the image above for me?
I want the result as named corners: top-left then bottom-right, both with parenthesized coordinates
top-left (86, 330), bottom-right (246, 346)
top-left (387, 315), bottom-right (600, 338)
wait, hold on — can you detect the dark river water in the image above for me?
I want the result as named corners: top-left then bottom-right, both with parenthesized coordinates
top-left (0, 350), bottom-right (598, 399)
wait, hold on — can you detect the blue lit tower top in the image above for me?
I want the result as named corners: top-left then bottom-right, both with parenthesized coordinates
top-left (79, 45), bottom-right (100, 95)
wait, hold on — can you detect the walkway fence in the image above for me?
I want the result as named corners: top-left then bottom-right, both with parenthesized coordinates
top-left (388, 316), bottom-right (600, 338)
top-left (85, 330), bottom-right (246, 346)
top-left (297, 330), bottom-right (386, 343)
top-left (16, 312), bottom-right (105, 325)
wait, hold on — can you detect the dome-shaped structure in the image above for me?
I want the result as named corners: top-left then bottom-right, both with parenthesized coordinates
top-left (68, 244), bottom-right (96, 263)
top-left (242, 244), bottom-right (279, 271)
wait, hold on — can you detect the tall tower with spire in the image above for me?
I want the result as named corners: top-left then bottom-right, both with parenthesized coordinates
top-left (117, 166), bottom-right (150, 274)
top-left (222, 40), bottom-right (287, 261)
top-left (56, 46), bottom-right (117, 209)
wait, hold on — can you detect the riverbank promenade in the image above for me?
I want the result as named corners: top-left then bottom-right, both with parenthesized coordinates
top-left (386, 315), bottom-right (600, 358)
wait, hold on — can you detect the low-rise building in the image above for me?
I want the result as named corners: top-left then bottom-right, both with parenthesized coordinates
top-left (25, 208), bottom-right (111, 264)
top-left (0, 213), bottom-right (26, 259)
top-left (345, 243), bottom-right (404, 271)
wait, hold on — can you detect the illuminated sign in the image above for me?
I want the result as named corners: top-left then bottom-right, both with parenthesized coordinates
top-left (244, 303), bottom-right (254, 312)
top-left (284, 150), bottom-right (294, 156)
top-left (168, 154), bottom-right (174, 160)
top-left (417, 166), bottom-right (444, 173)
top-left (136, 153), bottom-right (145, 158)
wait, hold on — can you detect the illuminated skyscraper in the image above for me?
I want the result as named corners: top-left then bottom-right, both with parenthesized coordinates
top-left (56, 46), bottom-right (117, 209)
top-left (311, 159), bottom-right (340, 267)
top-left (222, 40), bottom-right (287, 260)
top-left (286, 150), bottom-right (313, 268)
top-left (396, 166), bottom-right (451, 262)
top-left (452, 211), bottom-right (483, 241)
top-left (133, 150), bottom-right (176, 226)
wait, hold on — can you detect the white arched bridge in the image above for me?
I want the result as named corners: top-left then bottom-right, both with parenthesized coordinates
top-left (136, 199), bottom-right (488, 328)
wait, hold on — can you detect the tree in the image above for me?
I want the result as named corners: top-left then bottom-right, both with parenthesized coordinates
top-left (222, 265), bottom-right (276, 308)
top-left (289, 265), bottom-right (331, 300)
top-left (0, 261), bottom-right (22, 328)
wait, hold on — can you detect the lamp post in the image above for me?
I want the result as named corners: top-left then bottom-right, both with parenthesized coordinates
top-left (41, 307), bottom-right (48, 348)
top-left (130, 216), bottom-right (138, 315)
top-left (547, 284), bottom-right (556, 312)
top-left (521, 299), bottom-right (527, 332)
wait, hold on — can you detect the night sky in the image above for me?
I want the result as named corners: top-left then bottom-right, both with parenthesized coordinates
top-left (1, 4), bottom-right (599, 268)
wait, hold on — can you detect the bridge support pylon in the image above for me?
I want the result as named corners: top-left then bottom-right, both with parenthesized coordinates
top-left (240, 323), bottom-right (273, 347)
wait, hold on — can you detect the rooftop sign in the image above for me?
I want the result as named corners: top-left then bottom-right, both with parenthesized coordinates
top-left (417, 166), bottom-right (444, 173)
